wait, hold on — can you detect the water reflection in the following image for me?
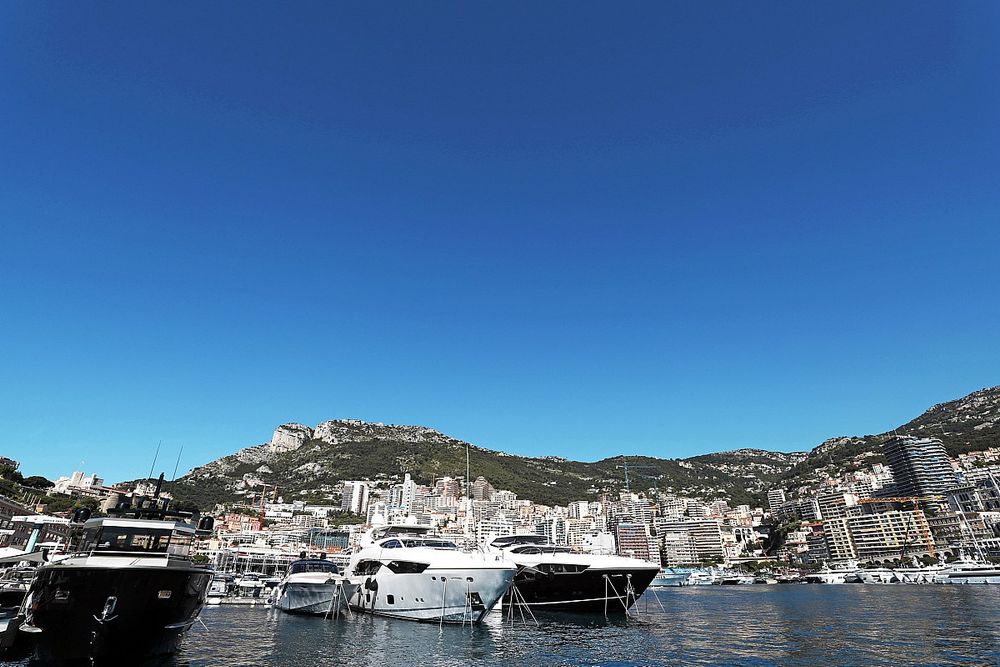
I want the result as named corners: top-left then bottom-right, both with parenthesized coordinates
top-left (5, 587), bottom-right (999, 667)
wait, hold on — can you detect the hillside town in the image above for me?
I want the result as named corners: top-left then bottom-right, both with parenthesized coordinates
top-left (4, 433), bottom-right (998, 577)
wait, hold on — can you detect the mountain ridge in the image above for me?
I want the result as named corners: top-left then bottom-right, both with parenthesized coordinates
top-left (170, 386), bottom-right (1000, 510)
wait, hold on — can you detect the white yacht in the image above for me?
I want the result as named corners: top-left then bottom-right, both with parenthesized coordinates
top-left (931, 559), bottom-right (1000, 585)
top-left (650, 568), bottom-right (692, 588)
top-left (488, 535), bottom-right (659, 612)
top-left (273, 557), bottom-right (359, 615)
top-left (803, 562), bottom-right (862, 584)
top-left (857, 567), bottom-right (899, 584)
top-left (347, 525), bottom-right (515, 623)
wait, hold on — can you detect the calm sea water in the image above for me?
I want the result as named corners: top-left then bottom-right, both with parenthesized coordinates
top-left (6, 587), bottom-right (1000, 667)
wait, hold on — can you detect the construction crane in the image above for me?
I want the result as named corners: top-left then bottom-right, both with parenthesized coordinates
top-left (856, 496), bottom-right (944, 558)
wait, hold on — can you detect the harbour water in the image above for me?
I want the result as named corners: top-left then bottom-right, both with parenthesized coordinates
top-left (8, 586), bottom-right (998, 667)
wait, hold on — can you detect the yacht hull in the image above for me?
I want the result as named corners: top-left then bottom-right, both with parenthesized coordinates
top-left (504, 567), bottom-right (658, 612)
top-left (25, 565), bottom-right (210, 664)
top-left (351, 567), bottom-right (514, 623)
top-left (275, 580), bottom-right (360, 615)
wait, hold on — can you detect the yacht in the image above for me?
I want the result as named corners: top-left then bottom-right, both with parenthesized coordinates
top-left (348, 525), bottom-right (515, 624)
top-left (650, 567), bottom-right (692, 587)
top-left (857, 567), bottom-right (899, 584)
top-left (273, 556), bottom-right (359, 615)
top-left (205, 573), bottom-right (233, 605)
top-left (803, 562), bottom-right (862, 584)
top-left (20, 485), bottom-right (212, 663)
top-left (931, 559), bottom-right (1000, 585)
top-left (686, 568), bottom-right (724, 585)
top-left (488, 535), bottom-right (659, 612)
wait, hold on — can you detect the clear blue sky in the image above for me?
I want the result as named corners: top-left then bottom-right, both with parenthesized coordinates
top-left (2, 2), bottom-right (998, 483)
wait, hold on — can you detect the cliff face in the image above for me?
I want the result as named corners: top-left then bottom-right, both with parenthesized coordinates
top-left (172, 386), bottom-right (1000, 510)
top-left (269, 423), bottom-right (313, 454)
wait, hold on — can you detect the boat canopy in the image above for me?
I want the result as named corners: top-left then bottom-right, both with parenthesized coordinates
top-left (490, 535), bottom-right (550, 548)
top-left (78, 518), bottom-right (195, 557)
top-left (370, 525), bottom-right (432, 541)
top-left (289, 559), bottom-right (339, 575)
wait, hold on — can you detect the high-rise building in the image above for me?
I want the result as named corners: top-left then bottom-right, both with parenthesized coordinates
top-left (614, 522), bottom-right (659, 564)
top-left (471, 476), bottom-right (496, 501)
top-left (767, 488), bottom-right (786, 512)
top-left (340, 481), bottom-right (370, 515)
top-left (881, 436), bottom-right (956, 498)
top-left (654, 518), bottom-right (724, 563)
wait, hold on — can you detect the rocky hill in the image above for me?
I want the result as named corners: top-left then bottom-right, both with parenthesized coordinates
top-left (779, 385), bottom-right (1000, 491)
top-left (170, 386), bottom-right (1000, 510)
top-left (170, 420), bottom-right (805, 510)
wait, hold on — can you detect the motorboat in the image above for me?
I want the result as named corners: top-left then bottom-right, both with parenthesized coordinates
top-left (857, 567), bottom-right (899, 584)
top-left (488, 535), bottom-right (659, 612)
top-left (20, 481), bottom-right (213, 663)
top-left (686, 568), bottom-right (725, 585)
top-left (650, 568), bottom-right (692, 587)
top-left (273, 556), bottom-right (359, 616)
top-left (348, 525), bottom-right (515, 624)
top-left (205, 573), bottom-right (233, 605)
top-left (803, 562), bottom-right (862, 584)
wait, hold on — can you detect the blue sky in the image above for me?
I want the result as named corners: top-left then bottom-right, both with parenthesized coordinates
top-left (2, 2), bottom-right (998, 483)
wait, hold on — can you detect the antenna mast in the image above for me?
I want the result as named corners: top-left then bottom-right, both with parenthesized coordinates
top-left (147, 440), bottom-right (162, 481)
top-left (171, 446), bottom-right (184, 481)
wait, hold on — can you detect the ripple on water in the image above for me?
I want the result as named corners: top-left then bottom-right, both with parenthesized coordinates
top-left (3, 587), bottom-right (999, 667)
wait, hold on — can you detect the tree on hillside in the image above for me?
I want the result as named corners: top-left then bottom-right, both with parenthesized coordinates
top-left (22, 476), bottom-right (52, 489)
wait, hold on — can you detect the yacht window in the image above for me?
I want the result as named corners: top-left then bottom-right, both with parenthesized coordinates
top-left (80, 527), bottom-right (100, 552)
top-left (385, 561), bottom-right (429, 574)
top-left (354, 560), bottom-right (383, 576)
top-left (167, 533), bottom-right (194, 557)
top-left (380, 539), bottom-right (403, 549)
top-left (386, 595), bottom-right (395, 605)
top-left (95, 527), bottom-right (172, 553)
top-left (290, 560), bottom-right (339, 575)
top-left (511, 545), bottom-right (572, 555)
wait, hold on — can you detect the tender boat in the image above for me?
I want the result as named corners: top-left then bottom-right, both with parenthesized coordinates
top-left (348, 525), bottom-right (515, 624)
top-left (20, 481), bottom-right (212, 663)
top-left (488, 535), bottom-right (659, 612)
top-left (273, 556), bottom-right (359, 615)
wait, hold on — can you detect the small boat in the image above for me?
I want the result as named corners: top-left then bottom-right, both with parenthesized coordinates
top-left (273, 556), bottom-right (359, 616)
top-left (205, 573), bottom-right (233, 605)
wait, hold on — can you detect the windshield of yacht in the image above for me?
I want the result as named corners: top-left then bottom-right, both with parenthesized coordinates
top-left (80, 525), bottom-right (194, 556)
top-left (379, 538), bottom-right (457, 550)
top-left (289, 560), bottom-right (339, 575)
top-left (491, 535), bottom-right (550, 548)
top-left (510, 545), bottom-right (574, 555)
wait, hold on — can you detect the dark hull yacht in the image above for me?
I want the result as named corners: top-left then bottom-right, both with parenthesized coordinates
top-left (490, 535), bottom-right (659, 613)
top-left (22, 477), bottom-right (212, 664)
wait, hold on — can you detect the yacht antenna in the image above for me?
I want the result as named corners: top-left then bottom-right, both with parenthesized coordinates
top-left (171, 446), bottom-right (184, 482)
top-left (147, 440), bottom-right (162, 482)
